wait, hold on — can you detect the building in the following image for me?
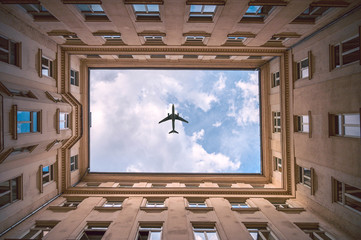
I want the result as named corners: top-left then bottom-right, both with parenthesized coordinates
top-left (0, 0), bottom-right (360, 239)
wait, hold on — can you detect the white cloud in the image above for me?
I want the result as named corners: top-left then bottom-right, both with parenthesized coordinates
top-left (213, 73), bottom-right (226, 91)
top-left (191, 129), bottom-right (205, 142)
top-left (90, 70), bottom-right (238, 173)
top-left (212, 121), bottom-right (222, 127)
top-left (228, 72), bottom-right (259, 126)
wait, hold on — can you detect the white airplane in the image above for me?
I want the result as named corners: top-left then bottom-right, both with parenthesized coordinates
top-left (159, 104), bottom-right (188, 134)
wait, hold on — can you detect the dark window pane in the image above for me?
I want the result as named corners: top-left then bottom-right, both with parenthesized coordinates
top-left (342, 37), bottom-right (359, 53)
top-left (0, 192), bottom-right (11, 207)
top-left (304, 168), bottom-right (311, 178)
top-left (343, 50), bottom-right (359, 65)
top-left (9, 41), bottom-right (17, 65)
top-left (11, 178), bottom-right (18, 201)
top-left (301, 58), bottom-right (309, 68)
top-left (0, 180), bottom-right (10, 193)
top-left (0, 36), bottom-right (9, 50)
top-left (0, 49), bottom-right (8, 63)
top-left (334, 45), bottom-right (340, 67)
top-left (336, 181), bottom-right (343, 202)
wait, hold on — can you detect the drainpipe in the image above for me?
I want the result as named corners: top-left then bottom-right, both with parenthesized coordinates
top-left (0, 194), bottom-right (61, 238)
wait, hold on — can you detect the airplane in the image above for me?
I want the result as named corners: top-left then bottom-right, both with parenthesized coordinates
top-left (159, 104), bottom-right (188, 134)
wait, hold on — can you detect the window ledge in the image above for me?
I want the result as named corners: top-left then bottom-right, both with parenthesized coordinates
top-left (48, 206), bottom-right (76, 211)
top-left (140, 206), bottom-right (168, 211)
top-left (276, 207), bottom-right (305, 212)
top-left (185, 207), bottom-right (214, 211)
top-left (231, 207), bottom-right (259, 212)
top-left (94, 206), bottom-right (123, 211)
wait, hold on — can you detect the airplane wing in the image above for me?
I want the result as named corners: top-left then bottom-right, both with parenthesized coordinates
top-left (159, 115), bottom-right (172, 124)
top-left (175, 115), bottom-right (188, 123)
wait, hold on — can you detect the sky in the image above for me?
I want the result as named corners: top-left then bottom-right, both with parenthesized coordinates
top-left (89, 69), bottom-right (261, 173)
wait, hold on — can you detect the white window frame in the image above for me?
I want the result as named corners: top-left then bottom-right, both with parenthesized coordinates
top-left (0, 176), bottom-right (21, 209)
top-left (273, 112), bottom-right (281, 133)
top-left (246, 224), bottom-right (278, 240)
top-left (333, 34), bottom-right (360, 68)
top-left (186, 36), bottom-right (205, 42)
top-left (189, 5), bottom-right (217, 18)
top-left (230, 202), bottom-right (250, 208)
top-left (70, 69), bottom-right (79, 86)
top-left (103, 201), bottom-right (122, 207)
top-left (42, 164), bottom-right (54, 185)
top-left (335, 179), bottom-right (361, 214)
top-left (59, 112), bottom-right (69, 130)
top-left (132, 4), bottom-right (160, 17)
top-left (273, 157), bottom-right (282, 172)
top-left (41, 55), bottom-right (53, 77)
top-left (193, 226), bottom-right (220, 240)
top-left (296, 115), bottom-right (310, 133)
top-left (70, 155), bottom-right (78, 172)
top-left (145, 201), bottom-right (165, 208)
top-left (20, 225), bottom-right (55, 239)
top-left (272, 71), bottom-right (280, 87)
top-left (188, 201), bottom-right (207, 208)
top-left (299, 167), bottom-right (312, 188)
top-left (297, 57), bottom-right (309, 79)
top-left (332, 113), bottom-right (360, 138)
top-left (136, 226), bottom-right (162, 240)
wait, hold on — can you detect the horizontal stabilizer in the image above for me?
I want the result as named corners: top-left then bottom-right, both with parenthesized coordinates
top-left (169, 130), bottom-right (179, 134)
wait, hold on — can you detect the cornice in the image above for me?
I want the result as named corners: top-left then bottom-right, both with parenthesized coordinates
top-left (63, 187), bottom-right (290, 196)
top-left (60, 46), bottom-right (286, 55)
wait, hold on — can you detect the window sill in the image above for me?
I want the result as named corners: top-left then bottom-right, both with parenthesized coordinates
top-left (329, 135), bottom-right (360, 140)
top-left (231, 207), bottom-right (259, 212)
top-left (94, 206), bottom-right (123, 211)
top-left (48, 206), bottom-right (76, 211)
top-left (140, 206), bottom-right (168, 211)
top-left (185, 206), bottom-right (214, 211)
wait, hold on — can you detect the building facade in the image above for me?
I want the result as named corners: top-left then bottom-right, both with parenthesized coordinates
top-left (0, 0), bottom-right (360, 239)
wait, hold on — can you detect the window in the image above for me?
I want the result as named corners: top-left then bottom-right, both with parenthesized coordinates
top-left (272, 112), bottom-right (281, 133)
top-left (0, 176), bottom-right (21, 208)
top-left (11, 145), bottom-right (37, 155)
top-left (144, 36), bottom-right (164, 44)
top-left (296, 58), bottom-right (309, 79)
top-left (273, 157), bottom-right (282, 172)
top-left (70, 155), bottom-right (78, 171)
top-left (245, 223), bottom-right (278, 240)
top-left (296, 223), bottom-right (335, 240)
top-left (189, 5), bottom-right (217, 21)
top-left (240, 5), bottom-right (275, 23)
top-left (19, 4), bottom-right (57, 22)
top-left (151, 183), bottom-right (166, 188)
top-left (329, 113), bottom-right (360, 138)
top-left (70, 69), bottom-right (79, 86)
top-left (0, 34), bottom-right (20, 67)
top-left (186, 36), bottom-right (205, 42)
top-left (230, 202), bottom-right (250, 208)
top-left (86, 182), bottom-right (100, 187)
top-left (59, 112), bottom-right (69, 130)
top-left (295, 115), bottom-right (310, 133)
top-left (193, 226), bottom-right (219, 240)
top-left (292, 5), bottom-right (341, 24)
top-left (41, 56), bottom-right (53, 77)
top-left (61, 200), bottom-right (80, 207)
top-left (17, 111), bottom-right (40, 133)
top-left (145, 201), bottom-right (165, 208)
top-left (188, 201), bottom-right (207, 208)
top-left (9, 89), bottom-right (36, 99)
top-left (76, 4), bottom-right (109, 21)
top-left (21, 222), bottom-right (58, 239)
top-left (272, 72), bottom-right (280, 87)
top-left (273, 203), bottom-right (292, 209)
top-left (103, 201), bottom-right (122, 207)
top-left (42, 165), bottom-right (54, 185)
top-left (299, 166), bottom-right (312, 188)
top-left (335, 179), bottom-right (361, 214)
top-left (331, 35), bottom-right (360, 69)
top-left (79, 224), bottom-right (108, 240)
top-left (133, 4), bottom-right (160, 21)
top-left (137, 226), bottom-right (162, 240)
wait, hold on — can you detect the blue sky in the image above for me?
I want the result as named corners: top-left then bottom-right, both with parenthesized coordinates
top-left (90, 69), bottom-right (260, 173)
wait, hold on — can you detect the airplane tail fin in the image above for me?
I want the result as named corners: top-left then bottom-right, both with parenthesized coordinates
top-left (169, 130), bottom-right (179, 134)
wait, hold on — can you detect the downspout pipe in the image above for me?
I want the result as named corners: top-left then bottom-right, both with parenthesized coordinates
top-left (0, 194), bottom-right (61, 238)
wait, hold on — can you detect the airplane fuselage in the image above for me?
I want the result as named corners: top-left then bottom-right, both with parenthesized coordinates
top-left (158, 104), bottom-right (188, 134)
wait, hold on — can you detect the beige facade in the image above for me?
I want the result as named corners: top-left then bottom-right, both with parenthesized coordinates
top-left (0, 0), bottom-right (360, 239)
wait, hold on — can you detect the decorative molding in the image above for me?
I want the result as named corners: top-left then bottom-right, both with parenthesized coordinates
top-left (60, 46), bottom-right (286, 55)
top-left (186, 0), bottom-right (225, 5)
top-left (94, 206), bottom-right (123, 211)
top-left (0, 81), bottom-right (12, 96)
top-left (0, 148), bottom-right (13, 164)
top-left (231, 207), bottom-right (259, 212)
top-left (12, 105), bottom-right (17, 140)
top-left (186, 206), bottom-right (214, 211)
